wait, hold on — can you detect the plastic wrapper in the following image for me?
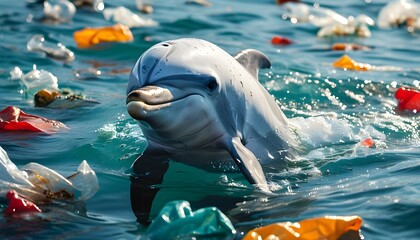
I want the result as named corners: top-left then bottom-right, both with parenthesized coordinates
top-left (271, 36), bottom-right (293, 45)
top-left (27, 35), bottom-right (75, 62)
top-left (14, 65), bottom-right (59, 94)
top-left (244, 216), bottom-right (363, 240)
top-left (283, 3), bottom-right (374, 37)
top-left (395, 87), bottom-right (420, 112)
top-left (136, 0), bottom-right (153, 14)
top-left (43, 0), bottom-right (76, 22)
top-left (5, 190), bottom-right (42, 215)
top-left (0, 146), bottom-right (98, 203)
top-left (332, 55), bottom-right (372, 71)
top-left (34, 89), bottom-right (99, 109)
top-left (377, 0), bottom-right (420, 29)
top-left (0, 106), bottom-right (68, 133)
top-left (103, 7), bottom-right (158, 28)
top-left (146, 201), bottom-right (235, 240)
top-left (73, 24), bottom-right (134, 48)
top-left (74, 68), bottom-right (101, 79)
top-left (282, 2), bottom-right (348, 27)
top-left (332, 43), bottom-right (371, 51)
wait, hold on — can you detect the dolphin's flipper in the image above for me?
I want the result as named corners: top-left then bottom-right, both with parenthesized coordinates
top-left (227, 137), bottom-right (270, 192)
top-left (130, 148), bottom-right (171, 224)
top-left (234, 49), bottom-right (272, 79)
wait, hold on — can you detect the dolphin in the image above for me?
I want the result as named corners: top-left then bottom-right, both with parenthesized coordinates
top-left (126, 38), bottom-right (297, 193)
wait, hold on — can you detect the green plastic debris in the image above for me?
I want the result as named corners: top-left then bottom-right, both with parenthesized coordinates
top-left (146, 201), bottom-right (236, 239)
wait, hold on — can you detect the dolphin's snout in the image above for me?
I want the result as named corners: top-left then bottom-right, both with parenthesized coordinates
top-left (126, 86), bottom-right (173, 105)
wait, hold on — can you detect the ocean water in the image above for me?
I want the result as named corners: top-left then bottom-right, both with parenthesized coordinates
top-left (0, 0), bottom-right (419, 239)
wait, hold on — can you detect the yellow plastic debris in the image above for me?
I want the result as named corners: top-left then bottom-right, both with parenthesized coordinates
top-left (243, 216), bottom-right (363, 240)
top-left (332, 55), bottom-right (372, 71)
top-left (73, 24), bottom-right (134, 48)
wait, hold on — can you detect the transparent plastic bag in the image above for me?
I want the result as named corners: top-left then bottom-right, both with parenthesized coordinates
top-left (19, 65), bottom-right (59, 94)
top-left (0, 146), bottom-right (98, 202)
top-left (27, 34), bottom-right (75, 62)
top-left (103, 6), bottom-right (158, 28)
top-left (43, 0), bottom-right (76, 22)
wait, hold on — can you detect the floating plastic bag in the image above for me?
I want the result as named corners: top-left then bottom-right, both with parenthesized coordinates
top-left (332, 55), bottom-right (372, 71)
top-left (395, 87), bottom-right (420, 112)
top-left (43, 0), bottom-right (76, 22)
top-left (244, 216), bottom-right (363, 240)
top-left (73, 0), bottom-right (104, 12)
top-left (0, 146), bottom-right (98, 202)
top-left (12, 65), bottom-right (59, 94)
top-left (377, 0), bottom-right (420, 29)
top-left (73, 24), bottom-right (134, 48)
top-left (27, 35), bottom-right (75, 62)
top-left (282, 2), bottom-right (348, 27)
top-left (0, 106), bottom-right (68, 133)
top-left (146, 201), bottom-right (236, 240)
top-left (34, 89), bottom-right (99, 109)
top-left (103, 6), bottom-right (158, 28)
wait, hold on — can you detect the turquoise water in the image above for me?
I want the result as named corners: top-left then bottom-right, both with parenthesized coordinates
top-left (0, 0), bottom-right (419, 239)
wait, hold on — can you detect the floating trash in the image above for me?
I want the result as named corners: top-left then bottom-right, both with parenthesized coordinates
top-left (244, 216), bottom-right (363, 240)
top-left (0, 146), bottom-right (98, 202)
top-left (73, 24), bottom-right (134, 48)
top-left (43, 0), bottom-right (76, 22)
top-left (5, 190), bottom-right (42, 215)
top-left (136, 0), bottom-right (153, 14)
top-left (74, 68), bottom-right (101, 79)
top-left (332, 43), bottom-right (371, 51)
top-left (271, 35), bottom-right (293, 45)
top-left (27, 34), bottom-right (75, 62)
top-left (34, 89), bottom-right (100, 109)
top-left (13, 65), bottom-right (59, 94)
top-left (0, 106), bottom-right (68, 133)
top-left (72, 0), bottom-right (104, 11)
top-left (395, 87), bottom-right (420, 112)
top-left (146, 201), bottom-right (235, 239)
top-left (283, 3), bottom-right (374, 37)
top-left (332, 55), bottom-right (372, 71)
top-left (103, 6), bottom-right (158, 28)
top-left (377, 0), bottom-right (420, 29)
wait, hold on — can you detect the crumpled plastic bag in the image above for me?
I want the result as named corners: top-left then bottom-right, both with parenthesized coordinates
top-left (73, 24), bottom-right (134, 48)
top-left (377, 0), bottom-right (420, 29)
top-left (244, 216), bottom-right (363, 240)
top-left (10, 65), bottom-right (59, 94)
top-left (0, 146), bottom-right (98, 203)
top-left (43, 0), bottom-right (76, 22)
top-left (103, 6), bottom-right (158, 28)
top-left (0, 106), bottom-right (68, 133)
top-left (27, 34), bottom-right (75, 62)
top-left (146, 201), bottom-right (236, 240)
top-left (395, 87), bottom-right (420, 112)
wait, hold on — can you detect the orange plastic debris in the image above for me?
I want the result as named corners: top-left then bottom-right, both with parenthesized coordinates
top-left (332, 55), bottom-right (372, 71)
top-left (395, 87), bottom-right (420, 112)
top-left (244, 216), bottom-right (363, 240)
top-left (73, 24), bottom-right (134, 48)
top-left (360, 137), bottom-right (375, 148)
top-left (332, 43), bottom-right (371, 51)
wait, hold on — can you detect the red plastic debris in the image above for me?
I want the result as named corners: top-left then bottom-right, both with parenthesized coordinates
top-left (5, 190), bottom-right (42, 215)
top-left (360, 137), bottom-right (375, 148)
top-left (0, 106), bottom-right (68, 133)
top-left (395, 87), bottom-right (420, 112)
top-left (271, 36), bottom-right (293, 45)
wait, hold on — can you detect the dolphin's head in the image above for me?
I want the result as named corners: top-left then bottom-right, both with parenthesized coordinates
top-left (126, 39), bottom-right (230, 149)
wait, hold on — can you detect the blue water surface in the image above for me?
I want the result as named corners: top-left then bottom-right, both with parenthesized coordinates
top-left (0, 0), bottom-right (419, 239)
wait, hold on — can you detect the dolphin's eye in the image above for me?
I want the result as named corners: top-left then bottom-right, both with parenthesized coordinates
top-left (162, 43), bottom-right (170, 47)
top-left (206, 78), bottom-right (218, 91)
